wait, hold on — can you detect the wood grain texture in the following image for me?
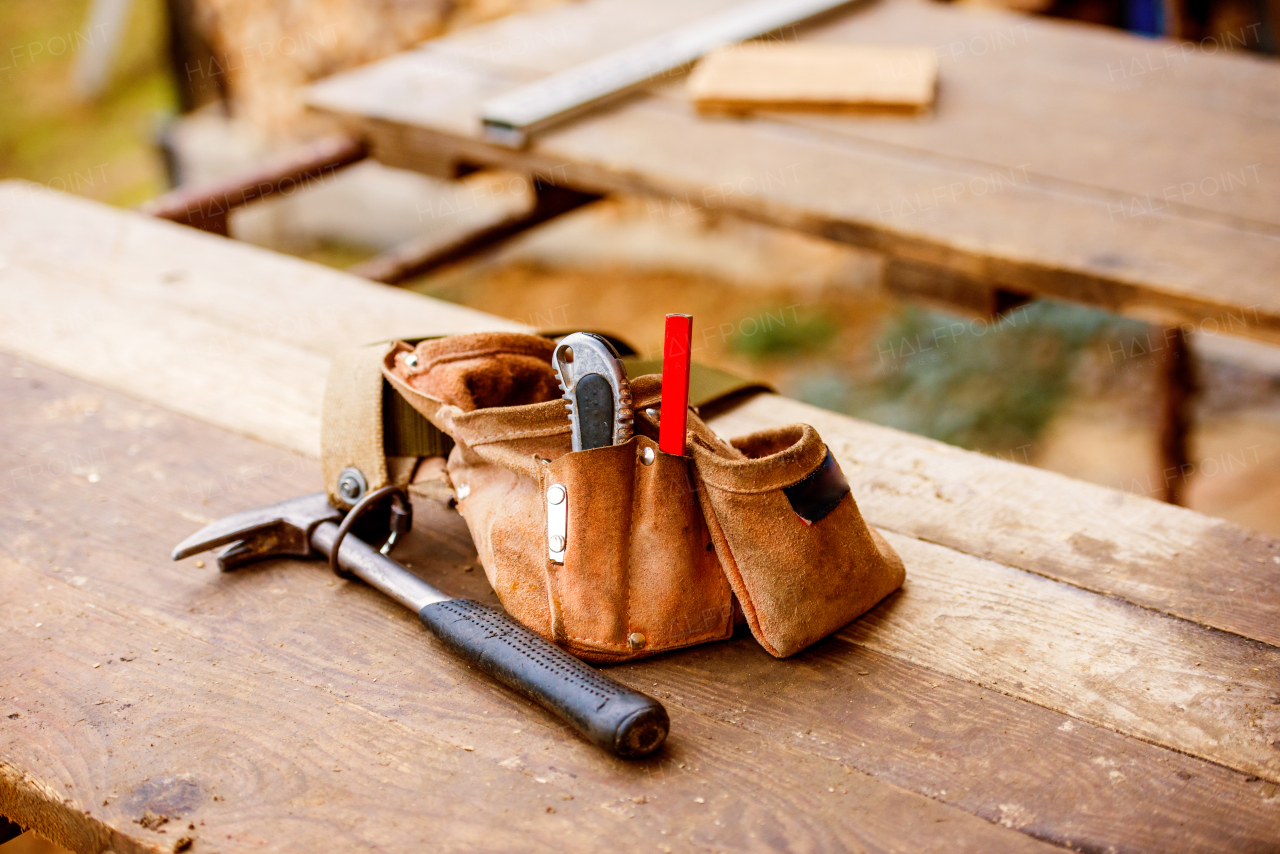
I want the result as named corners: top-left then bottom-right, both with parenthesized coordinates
top-left (0, 182), bottom-right (523, 458)
top-left (2, 190), bottom-right (1275, 683)
top-left (687, 45), bottom-right (938, 112)
top-left (378, 0), bottom-right (1280, 228)
top-left (305, 0), bottom-right (1280, 341)
top-left (6, 191), bottom-right (1280, 849)
top-left (856, 532), bottom-right (1280, 781)
top-left (0, 355), bottom-right (1065, 854)
top-left (3, 353), bottom-right (1278, 853)
top-left (641, 641), bottom-right (1280, 853)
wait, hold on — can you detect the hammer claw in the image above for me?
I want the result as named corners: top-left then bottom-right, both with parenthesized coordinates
top-left (170, 492), bottom-right (342, 564)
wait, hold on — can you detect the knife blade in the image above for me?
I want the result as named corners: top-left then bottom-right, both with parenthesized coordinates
top-left (553, 333), bottom-right (633, 451)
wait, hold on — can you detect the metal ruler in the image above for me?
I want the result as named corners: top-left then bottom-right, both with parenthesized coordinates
top-left (479, 0), bottom-right (860, 147)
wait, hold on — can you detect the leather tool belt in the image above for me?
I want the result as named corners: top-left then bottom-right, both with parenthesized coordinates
top-left (321, 332), bottom-right (904, 663)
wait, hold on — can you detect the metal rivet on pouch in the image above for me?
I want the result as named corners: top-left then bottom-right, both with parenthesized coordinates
top-left (405, 353), bottom-right (419, 368)
top-left (640, 446), bottom-right (656, 466)
top-left (644, 407), bottom-right (659, 422)
top-left (336, 467), bottom-right (368, 503)
top-left (549, 534), bottom-right (566, 551)
top-left (628, 632), bottom-right (647, 649)
top-left (547, 484), bottom-right (566, 505)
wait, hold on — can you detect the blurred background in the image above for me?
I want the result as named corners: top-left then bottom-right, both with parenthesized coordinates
top-left (3, 0), bottom-right (1279, 594)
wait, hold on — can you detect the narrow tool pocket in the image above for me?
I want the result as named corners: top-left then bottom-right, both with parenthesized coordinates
top-left (690, 424), bottom-right (905, 658)
top-left (381, 334), bottom-right (733, 663)
top-left (541, 436), bottom-right (733, 662)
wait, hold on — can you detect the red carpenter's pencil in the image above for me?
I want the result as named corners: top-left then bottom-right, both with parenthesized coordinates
top-left (659, 314), bottom-right (693, 456)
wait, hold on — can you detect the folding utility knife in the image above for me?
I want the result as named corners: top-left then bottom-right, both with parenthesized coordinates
top-left (553, 333), bottom-right (633, 451)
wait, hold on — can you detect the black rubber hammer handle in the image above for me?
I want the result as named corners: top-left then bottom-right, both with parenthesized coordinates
top-left (419, 599), bottom-right (669, 758)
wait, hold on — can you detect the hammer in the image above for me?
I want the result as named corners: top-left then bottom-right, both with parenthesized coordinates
top-left (171, 490), bottom-right (669, 758)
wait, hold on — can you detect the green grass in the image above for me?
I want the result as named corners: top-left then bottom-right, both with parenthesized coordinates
top-left (0, 0), bottom-right (176, 206)
top-left (729, 307), bottom-right (838, 358)
top-left (792, 300), bottom-right (1147, 455)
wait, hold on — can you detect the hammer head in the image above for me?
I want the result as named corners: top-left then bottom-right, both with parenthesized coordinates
top-left (171, 491), bottom-right (342, 571)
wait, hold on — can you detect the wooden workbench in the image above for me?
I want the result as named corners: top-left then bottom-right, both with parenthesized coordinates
top-left (305, 0), bottom-right (1280, 341)
top-left (2, 185), bottom-right (1279, 853)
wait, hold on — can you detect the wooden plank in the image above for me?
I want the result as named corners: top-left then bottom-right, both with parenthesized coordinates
top-left (5, 353), bottom-right (1279, 854)
top-left (429, 0), bottom-right (1280, 126)
top-left (644, 642), bottom-right (1280, 853)
top-left (346, 85), bottom-right (1280, 340)
top-left (0, 182), bottom-right (522, 457)
top-left (5, 560), bottom-right (1064, 854)
top-left (858, 532), bottom-right (1280, 781)
top-left (4, 190), bottom-right (1276, 655)
top-left (0, 357), bottom-right (1065, 854)
top-left (407, 0), bottom-right (1280, 228)
top-left (746, 0), bottom-right (1280, 228)
top-left (687, 45), bottom-right (938, 113)
top-left (304, 0), bottom-right (1280, 341)
top-left (5, 192), bottom-right (1279, 779)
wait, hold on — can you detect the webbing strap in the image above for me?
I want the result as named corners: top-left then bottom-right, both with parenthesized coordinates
top-left (619, 359), bottom-right (771, 413)
top-left (321, 344), bottom-right (392, 507)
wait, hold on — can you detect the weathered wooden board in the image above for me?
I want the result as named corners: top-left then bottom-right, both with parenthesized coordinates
top-left (3, 187), bottom-right (1275, 651)
top-left (0, 354), bottom-right (1067, 854)
top-left (687, 45), bottom-right (939, 113)
top-left (854, 532), bottom-right (1280, 782)
top-left (653, 643), bottom-right (1280, 853)
top-left (0, 182), bottom-right (521, 457)
top-left (2, 189), bottom-right (1277, 661)
top-left (4, 353), bottom-right (1277, 854)
top-left (377, 0), bottom-right (1280, 227)
top-left (429, 0), bottom-right (1280, 127)
top-left (5, 190), bottom-right (1280, 850)
top-left (305, 0), bottom-right (1280, 341)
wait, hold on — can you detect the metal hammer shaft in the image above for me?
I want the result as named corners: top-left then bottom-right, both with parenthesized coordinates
top-left (309, 521), bottom-right (669, 758)
top-left (310, 521), bottom-right (450, 610)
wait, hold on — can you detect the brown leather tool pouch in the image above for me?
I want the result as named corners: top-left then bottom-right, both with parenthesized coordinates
top-left (689, 423), bottom-right (906, 658)
top-left (323, 331), bottom-right (903, 663)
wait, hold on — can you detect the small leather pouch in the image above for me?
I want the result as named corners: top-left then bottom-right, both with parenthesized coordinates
top-left (324, 330), bottom-right (904, 663)
top-left (689, 424), bottom-right (906, 657)
top-left (537, 436), bottom-right (733, 661)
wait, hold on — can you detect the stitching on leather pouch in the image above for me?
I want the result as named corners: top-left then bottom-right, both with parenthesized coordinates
top-left (568, 635), bottom-right (629, 648)
top-left (416, 344), bottom-right (552, 372)
top-left (469, 424), bottom-right (571, 445)
top-left (693, 450), bottom-right (826, 495)
top-left (622, 452), bottom-right (637, 651)
top-left (695, 470), bottom-right (762, 634)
